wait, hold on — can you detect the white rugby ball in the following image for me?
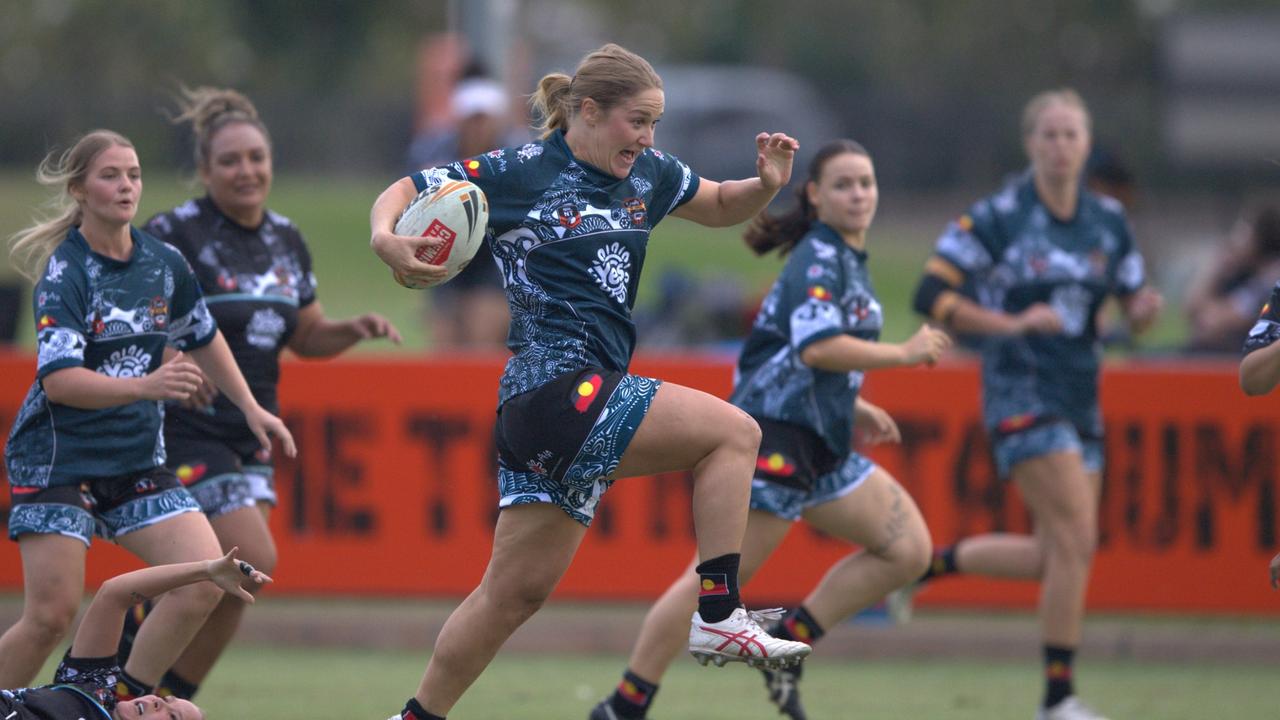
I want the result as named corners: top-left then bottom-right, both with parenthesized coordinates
top-left (392, 179), bottom-right (489, 289)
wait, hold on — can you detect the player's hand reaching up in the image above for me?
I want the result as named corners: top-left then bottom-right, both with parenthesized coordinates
top-left (755, 132), bottom-right (799, 192)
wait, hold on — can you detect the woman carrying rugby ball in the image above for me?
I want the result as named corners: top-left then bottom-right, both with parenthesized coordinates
top-left (371, 43), bottom-right (810, 720)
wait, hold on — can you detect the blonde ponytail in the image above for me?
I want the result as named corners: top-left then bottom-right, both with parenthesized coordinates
top-left (7, 130), bottom-right (134, 283)
top-left (529, 43), bottom-right (662, 139)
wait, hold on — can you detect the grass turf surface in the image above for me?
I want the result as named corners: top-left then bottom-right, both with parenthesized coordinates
top-left (34, 645), bottom-right (1271, 719)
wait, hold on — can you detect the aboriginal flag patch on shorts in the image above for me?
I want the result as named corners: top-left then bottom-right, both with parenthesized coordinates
top-left (495, 367), bottom-right (624, 483)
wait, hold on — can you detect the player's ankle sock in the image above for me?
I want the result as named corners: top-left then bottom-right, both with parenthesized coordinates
top-left (1043, 644), bottom-right (1076, 708)
top-left (156, 669), bottom-right (198, 699)
top-left (695, 553), bottom-right (741, 623)
top-left (605, 669), bottom-right (658, 719)
top-left (770, 605), bottom-right (825, 645)
top-left (399, 697), bottom-right (445, 720)
top-left (115, 670), bottom-right (152, 702)
top-left (918, 544), bottom-right (960, 582)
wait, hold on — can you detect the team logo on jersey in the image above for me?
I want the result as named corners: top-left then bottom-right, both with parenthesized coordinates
top-left (516, 143), bottom-right (543, 162)
top-left (464, 159), bottom-right (482, 178)
top-left (571, 373), bottom-right (603, 412)
top-left (37, 315), bottom-right (57, 330)
top-left (957, 214), bottom-right (974, 232)
top-left (175, 463), bottom-right (208, 486)
top-left (217, 270), bottom-right (238, 291)
top-left (91, 310), bottom-right (106, 336)
top-left (588, 242), bottom-right (632, 304)
top-left (623, 197), bottom-right (647, 226)
top-left (527, 449), bottom-right (556, 476)
top-left (808, 285), bottom-right (831, 301)
top-left (246, 308), bottom-right (287, 351)
top-left (98, 346), bottom-right (152, 378)
top-left (1262, 303), bottom-right (1272, 317)
top-left (45, 256), bottom-right (67, 283)
top-left (149, 296), bottom-right (169, 329)
top-left (756, 452), bottom-right (796, 477)
top-left (556, 203), bottom-right (582, 230)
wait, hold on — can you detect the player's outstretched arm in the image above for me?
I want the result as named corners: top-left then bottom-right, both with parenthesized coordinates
top-left (673, 133), bottom-right (798, 227)
top-left (70, 548), bottom-right (271, 658)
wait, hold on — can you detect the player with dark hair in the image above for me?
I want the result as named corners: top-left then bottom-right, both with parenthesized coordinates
top-left (371, 43), bottom-right (811, 720)
top-left (0, 549), bottom-right (268, 720)
top-left (591, 138), bottom-right (948, 720)
top-left (909, 89), bottom-right (1162, 720)
top-left (1, 129), bottom-right (295, 700)
top-left (116, 86), bottom-right (400, 700)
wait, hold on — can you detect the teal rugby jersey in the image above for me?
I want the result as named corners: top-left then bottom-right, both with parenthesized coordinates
top-left (411, 129), bottom-right (700, 404)
top-left (1243, 281), bottom-right (1280, 356)
top-left (731, 222), bottom-right (883, 456)
top-left (928, 171), bottom-right (1145, 435)
top-left (5, 227), bottom-right (217, 487)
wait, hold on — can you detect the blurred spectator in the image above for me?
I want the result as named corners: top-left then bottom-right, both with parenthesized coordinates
top-left (634, 269), bottom-right (758, 353)
top-left (406, 36), bottom-right (526, 352)
top-left (1185, 205), bottom-right (1280, 354)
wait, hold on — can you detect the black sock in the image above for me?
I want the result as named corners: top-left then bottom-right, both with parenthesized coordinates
top-left (918, 544), bottom-right (959, 582)
top-left (606, 669), bottom-right (658, 719)
top-left (400, 697), bottom-right (445, 720)
top-left (156, 669), bottom-right (199, 700)
top-left (115, 670), bottom-right (152, 702)
top-left (1043, 644), bottom-right (1076, 708)
top-left (116, 599), bottom-right (151, 665)
top-left (695, 553), bottom-right (741, 623)
top-left (770, 605), bottom-right (825, 645)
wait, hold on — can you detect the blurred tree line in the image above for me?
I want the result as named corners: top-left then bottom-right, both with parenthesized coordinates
top-left (1, 0), bottom-right (1276, 190)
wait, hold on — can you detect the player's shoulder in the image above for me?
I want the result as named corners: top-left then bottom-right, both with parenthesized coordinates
top-left (1082, 188), bottom-right (1129, 225)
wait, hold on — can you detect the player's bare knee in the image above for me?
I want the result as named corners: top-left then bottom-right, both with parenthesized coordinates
top-left (720, 408), bottom-right (761, 458)
top-left (23, 601), bottom-right (77, 644)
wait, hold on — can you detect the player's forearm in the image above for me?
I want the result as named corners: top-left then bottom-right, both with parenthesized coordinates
top-left (42, 367), bottom-right (144, 409)
top-left (801, 335), bottom-right (907, 371)
top-left (188, 333), bottom-right (261, 412)
top-left (371, 177), bottom-right (418, 240)
top-left (945, 298), bottom-right (1021, 336)
top-left (290, 317), bottom-right (363, 358)
top-left (703, 178), bottom-right (778, 227)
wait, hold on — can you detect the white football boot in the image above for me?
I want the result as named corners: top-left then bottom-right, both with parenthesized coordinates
top-left (1035, 696), bottom-right (1111, 720)
top-left (688, 607), bottom-right (811, 670)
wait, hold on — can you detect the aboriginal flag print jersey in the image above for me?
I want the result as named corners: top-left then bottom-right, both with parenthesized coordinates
top-left (731, 222), bottom-right (883, 456)
top-left (926, 171), bottom-right (1146, 436)
top-left (6, 227), bottom-right (217, 488)
top-left (411, 129), bottom-right (700, 405)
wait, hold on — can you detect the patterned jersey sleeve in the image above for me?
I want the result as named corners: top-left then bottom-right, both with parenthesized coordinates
top-left (33, 246), bottom-right (91, 381)
top-left (782, 238), bottom-right (846, 354)
top-left (933, 199), bottom-right (1000, 279)
top-left (1109, 211), bottom-right (1146, 297)
top-left (292, 230), bottom-right (318, 308)
top-left (1243, 282), bottom-right (1280, 355)
top-left (643, 147), bottom-right (701, 226)
top-left (158, 241), bottom-right (217, 351)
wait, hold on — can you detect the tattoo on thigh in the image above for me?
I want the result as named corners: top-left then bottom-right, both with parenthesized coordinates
top-left (871, 483), bottom-right (907, 556)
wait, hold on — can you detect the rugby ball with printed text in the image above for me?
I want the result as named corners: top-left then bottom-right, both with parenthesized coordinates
top-left (391, 179), bottom-right (489, 289)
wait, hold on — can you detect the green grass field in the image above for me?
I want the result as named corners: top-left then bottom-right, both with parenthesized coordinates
top-left (0, 170), bottom-right (1188, 354)
top-left (33, 644), bottom-right (1273, 719)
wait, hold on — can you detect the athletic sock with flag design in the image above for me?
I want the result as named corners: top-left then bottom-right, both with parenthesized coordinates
top-left (399, 697), bottom-right (444, 720)
top-left (769, 605), bottom-right (825, 645)
top-left (156, 669), bottom-right (198, 700)
top-left (604, 669), bottom-right (658, 719)
top-left (1043, 644), bottom-right (1076, 708)
top-left (695, 553), bottom-right (741, 623)
top-left (918, 544), bottom-right (959, 582)
top-left (114, 670), bottom-right (152, 702)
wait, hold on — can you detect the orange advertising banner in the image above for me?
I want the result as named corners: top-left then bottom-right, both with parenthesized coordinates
top-left (0, 351), bottom-right (1276, 614)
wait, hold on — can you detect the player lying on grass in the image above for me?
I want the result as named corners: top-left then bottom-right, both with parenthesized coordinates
top-left (0, 549), bottom-right (269, 719)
